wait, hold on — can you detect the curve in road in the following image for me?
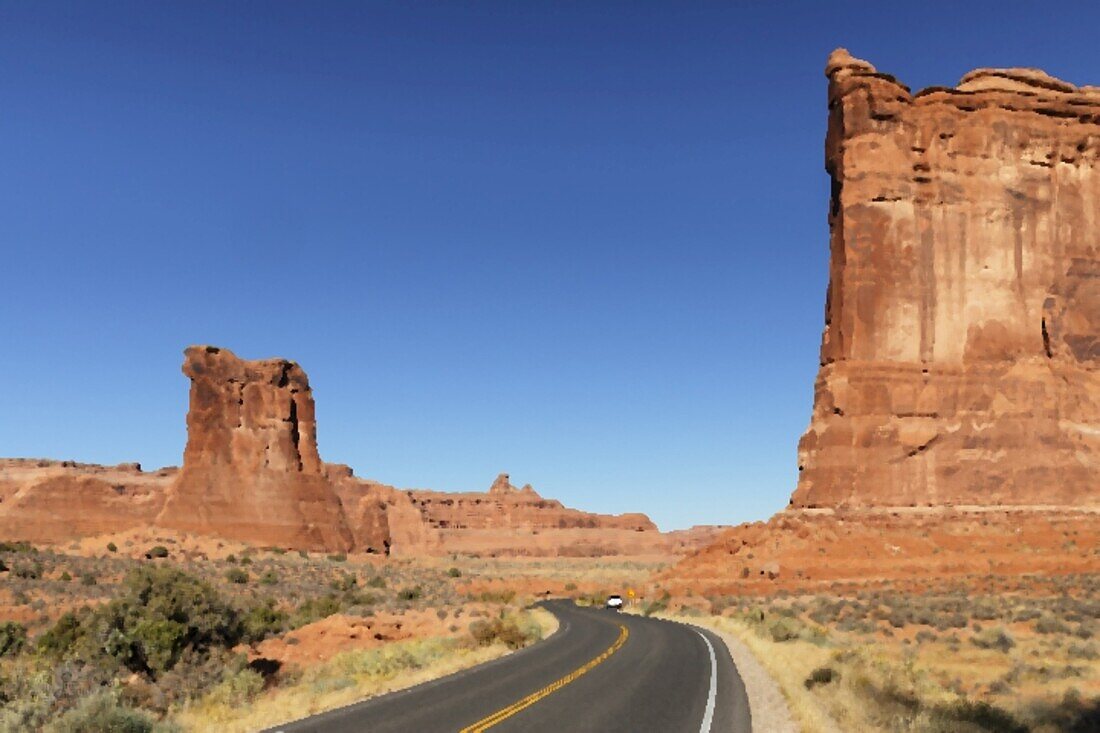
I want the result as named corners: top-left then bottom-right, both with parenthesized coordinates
top-left (266, 599), bottom-right (751, 733)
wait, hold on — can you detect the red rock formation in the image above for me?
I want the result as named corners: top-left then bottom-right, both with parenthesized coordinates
top-left (0, 459), bottom-right (171, 542)
top-left (664, 507), bottom-right (1100, 595)
top-left (795, 50), bottom-right (1100, 508)
top-left (156, 346), bottom-right (353, 551)
top-left (326, 465), bottom-right (440, 555)
top-left (668, 52), bottom-right (1100, 594)
top-left (331, 469), bottom-right (671, 557)
top-left (1, 346), bottom-right (700, 557)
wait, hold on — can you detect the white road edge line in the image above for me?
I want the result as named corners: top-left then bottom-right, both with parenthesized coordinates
top-left (697, 630), bottom-right (717, 733)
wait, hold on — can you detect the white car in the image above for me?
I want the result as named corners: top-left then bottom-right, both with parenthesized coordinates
top-left (605, 594), bottom-right (624, 611)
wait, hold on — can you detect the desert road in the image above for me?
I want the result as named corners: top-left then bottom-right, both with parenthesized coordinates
top-left (266, 599), bottom-right (751, 733)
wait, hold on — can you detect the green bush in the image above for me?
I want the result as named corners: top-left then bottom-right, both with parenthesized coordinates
top-left (259, 570), bottom-right (279, 585)
top-left (146, 546), bottom-right (169, 559)
top-left (206, 667), bottom-right (264, 707)
top-left (0, 621), bottom-right (27, 657)
top-left (43, 689), bottom-right (170, 733)
top-left (80, 572), bottom-right (98, 586)
top-left (107, 542), bottom-right (118, 553)
top-left (38, 565), bottom-right (244, 677)
top-left (327, 553), bottom-right (347, 563)
top-left (367, 575), bottom-right (387, 589)
top-left (447, 567), bottom-right (462, 578)
top-left (225, 568), bottom-right (249, 584)
top-left (60, 571), bottom-right (72, 582)
top-left (292, 594), bottom-right (343, 627)
top-left (242, 600), bottom-right (288, 643)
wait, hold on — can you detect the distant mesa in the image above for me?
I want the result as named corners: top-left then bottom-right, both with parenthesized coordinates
top-left (0, 346), bottom-right (721, 555)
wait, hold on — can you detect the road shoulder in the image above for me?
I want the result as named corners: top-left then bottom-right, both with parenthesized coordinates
top-left (660, 613), bottom-right (800, 733)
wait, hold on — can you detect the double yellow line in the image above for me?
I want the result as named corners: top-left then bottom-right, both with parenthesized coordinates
top-left (458, 623), bottom-right (630, 733)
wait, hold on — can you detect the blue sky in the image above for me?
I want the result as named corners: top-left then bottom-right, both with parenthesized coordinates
top-left (3, 2), bottom-right (1098, 529)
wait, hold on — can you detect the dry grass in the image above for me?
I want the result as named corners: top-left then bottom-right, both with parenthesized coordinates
top-left (172, 607), bottom-right (557, 733)
top-left (681, 580), bottom-right (1100, 732)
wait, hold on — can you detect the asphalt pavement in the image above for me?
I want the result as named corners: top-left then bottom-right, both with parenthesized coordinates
top-left (264, 599), bottom-right (751, 733)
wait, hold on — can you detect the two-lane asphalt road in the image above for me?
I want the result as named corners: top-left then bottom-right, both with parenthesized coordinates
top-left (267, 600), bottom-right (751, 733)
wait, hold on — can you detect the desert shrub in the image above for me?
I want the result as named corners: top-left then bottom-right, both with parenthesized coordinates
top-left (205, 667), bottom-right (264, 707)
top-left (0, 540), bottom-right (35, 553)
top-left (0, 621), bottom-right (27, 657)
top-left (146, 546), bottom-right (169, 559)
top-left (468, 616), bottom-right (541, 650)
top-left (292, 594), bottom-right (342, 627)
top-left (330, 572), bottom-right (357, 592)
top-left (1034, 615), bottom-right (1070, 634)
top-left (768, 617), bottom-right (802, 642)
top-left (447, 567), bottom-right (462, 578)
top-left (60, 571), bottom-right (72, 582)
top-left (564, 582), bottom-right (577, 591)
top-left (397, 586), bottom-right (423, 602)
top-left (258, 570), bottom-right (278, 586)
top-left (42, 689), bottom-right (169, 733)
top-left (925, 699), bottom-right (1027, 732)
top-left (804, 666), bottom-right (836, 689)
top-left (80, 571), bottom-right (98, 586)
top-left (366, 575), bottom-right (387, 589)
top-left (37, 610), bottom-right (89, 658)
top-left (38, 565), bottom-right (243, 678)
top-left (970, 627), bottom-right (1015, 652)
top-left (1067, 642), bottom-right (1098, 661)
top-left (12, 561), bottom-right (42, 579)
top-left (225, 568), bottom-right (249, 584)
top-left (107, 542), bottom-right (118, 553)
top-left (327, 553), bottom-right (347, 563)
top-left (474, 589), bottom-right (516, 604)
top-left (241, 600), bottom-right (288, 643)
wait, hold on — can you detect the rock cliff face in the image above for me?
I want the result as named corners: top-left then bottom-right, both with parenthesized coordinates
top-left (793, 50), bottom-right (1100, 508)
top-left (156, 346), bottom-right (353, 551)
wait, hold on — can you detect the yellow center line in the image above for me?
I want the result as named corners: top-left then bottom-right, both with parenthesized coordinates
top-left (457, 623), bottom-right (630, 733)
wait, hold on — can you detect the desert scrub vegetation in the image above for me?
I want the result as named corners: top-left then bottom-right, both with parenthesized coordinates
top-left (688, 583), bottom-right (1100, 733)
top-left (174, 606), bottom-right (556, 733)
top-left (0, 540), bottom-right (556, 730)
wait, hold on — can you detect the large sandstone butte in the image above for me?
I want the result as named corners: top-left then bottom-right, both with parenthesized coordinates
top-left (2, 345), bottom-right (721, 555)
top-left (156, 346), bottom-right (354, 551)
top-left (666, 51), bottom-right (1100, 592)
top-left (795, 49), bottom-right (1100, 508)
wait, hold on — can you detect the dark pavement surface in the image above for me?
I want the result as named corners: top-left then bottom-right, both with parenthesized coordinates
top-left (264, 599), bottom-right (751, 733)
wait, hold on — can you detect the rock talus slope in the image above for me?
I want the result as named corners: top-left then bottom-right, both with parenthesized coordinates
top-left (156, 346), bottom-right (354, 551)
top-left (795, 49), bottom-right (1099, 508)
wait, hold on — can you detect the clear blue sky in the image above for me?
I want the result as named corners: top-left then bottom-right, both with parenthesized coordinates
top-left (3, 2), bottom-right (1098, 529)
